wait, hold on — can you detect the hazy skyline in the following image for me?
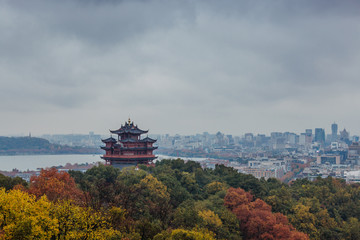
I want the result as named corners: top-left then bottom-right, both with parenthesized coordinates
top-left (1, 0), bottom-right (360, 136)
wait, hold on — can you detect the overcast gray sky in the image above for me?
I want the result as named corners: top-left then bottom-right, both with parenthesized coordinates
top-left (1, 0), bottom-right (360, 136)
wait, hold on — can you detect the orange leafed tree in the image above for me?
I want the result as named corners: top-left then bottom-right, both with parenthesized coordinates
top-left (224, 187), bottom-right (309, 240)
top-left (28, 168), bottom-right (85, 203)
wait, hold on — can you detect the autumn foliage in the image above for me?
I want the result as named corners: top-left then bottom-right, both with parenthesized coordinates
top-left (225, 187), bottom-right (309, 240)
top-left (0, 188), bottom-right (58, 239)
top-left (0, 189), bottom-right (126, 239)
top-left (2, 160), bottom-right (360, 239)
top-left (27, 168), bottom-right (84, 203)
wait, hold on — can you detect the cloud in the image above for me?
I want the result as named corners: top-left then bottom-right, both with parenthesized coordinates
top-left (1, 0), bottom-right (360, 135)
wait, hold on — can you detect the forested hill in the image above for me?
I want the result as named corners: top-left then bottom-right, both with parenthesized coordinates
top-left (0, 136), bottom-right (101, 155)
top-left (1, 159), bottom-right (360, 239)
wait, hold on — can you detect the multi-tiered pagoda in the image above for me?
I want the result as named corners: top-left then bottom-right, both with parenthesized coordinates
top-left (101, 119), bottom-right (157, 168)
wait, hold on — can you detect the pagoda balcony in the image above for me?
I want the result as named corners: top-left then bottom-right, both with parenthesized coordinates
top-left (102, 154), bottom-right (156, 159)
top-left (101, 154), bottom-right (157, 163)
top-left (113, 146), bottom-right (158, 151)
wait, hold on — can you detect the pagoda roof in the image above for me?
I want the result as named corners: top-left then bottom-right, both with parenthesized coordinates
top-left (140, 137), bottom-right (157, 143)
top-left (101, 146), bottom-right (112, 150)
top-left (101, 137), bottom-right (117, 143)
top-left (110, 120), bottom-right (148, 135)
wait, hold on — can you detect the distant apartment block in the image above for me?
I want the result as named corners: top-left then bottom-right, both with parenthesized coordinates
top-left (317, 154), bottom-right (341, 165)
top-left (236, 159), bottom-right (287, 179)
top-left (242, 167), bottom-right (282, 179)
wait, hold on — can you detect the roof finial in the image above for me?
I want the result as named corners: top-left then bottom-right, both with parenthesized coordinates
top-left (128, 117), bottom-right (131, 125)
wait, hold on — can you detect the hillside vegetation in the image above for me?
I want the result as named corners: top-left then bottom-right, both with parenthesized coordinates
top-left (0, 159), bottom-right (359, 239)
top-left (0, 136), bottom-right (100, 155)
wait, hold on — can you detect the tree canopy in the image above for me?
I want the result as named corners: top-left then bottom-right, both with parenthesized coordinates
top-left (0, 159), bottom-right (360, 239)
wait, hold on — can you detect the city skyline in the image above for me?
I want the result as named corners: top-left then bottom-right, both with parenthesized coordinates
top-left (1, 1), bottom-right (360, 136)
top-left (16, 121), bottom-right (356, 140)
top-left (2, 119), bottom-right (356, 139)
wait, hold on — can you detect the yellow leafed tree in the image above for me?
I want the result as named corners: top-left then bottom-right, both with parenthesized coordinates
top-left (0, 188), bottom-right (58, 240)
top-left (140, 174), bottom-right (170, 201)
top-left (52, 200), bottom-right (121, 239)
top-left (198, 209), bottom-right (222, 228)
top-left (0, 189), bottom-right (123, 240)
top-left (205, 181), bottom-right (227, 194)
top-left (290, 204), bottom-right (319, 240)
top-left (153, 227), bottom-right (216, 240)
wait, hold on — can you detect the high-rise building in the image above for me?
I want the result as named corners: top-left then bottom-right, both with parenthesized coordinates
top-left (305, 129), bottom-right (313, 145)
top-left (315, 128), bottom-right (325, 145)
top-left (331, 122), bottom-right (338, 142)
top-left (340, 128), bottom-right (350, 144)
top-left (245, 133), bottom-right (254, 142)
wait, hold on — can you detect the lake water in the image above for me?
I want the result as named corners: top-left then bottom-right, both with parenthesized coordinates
top-left (0, 154), bottom-right (104, 171)
top-left (157, 154), bottom-right (207, 162)
top-left (0, 154), bottom-right (207, 171)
